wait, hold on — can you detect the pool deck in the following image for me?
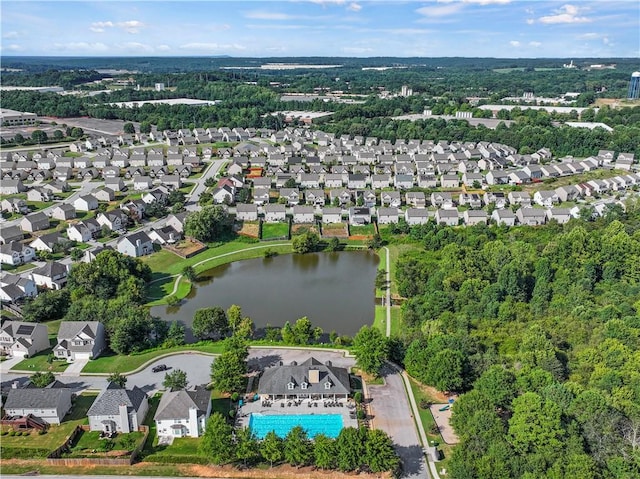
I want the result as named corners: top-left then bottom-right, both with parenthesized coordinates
top-left (236, 397), bottom-right (359, 432)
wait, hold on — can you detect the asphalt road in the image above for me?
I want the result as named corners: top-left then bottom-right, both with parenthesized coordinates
top-left (185, 158), bottom-right (227, 210)
top-left (368, 364), bottom-right (428, 479)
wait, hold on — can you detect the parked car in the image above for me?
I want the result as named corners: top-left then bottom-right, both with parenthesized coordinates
top-left (152, 364), bottom-right (168, 373)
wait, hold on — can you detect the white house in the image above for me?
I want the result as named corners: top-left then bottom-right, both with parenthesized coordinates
top-left (0, 242), bottom-right (36, 266)
top-left (117, 231), bottom-right (154, 257)
top-left (73, 195), bottom-right (99, 212)
top-left (0, 321), bottom-right (49, 358)
top-left (154, 386), bottom-right (212, 439)
top-left (87, 384), bottom-right (149, 434)
top-left (405, 208), bottom-right (429, 225)
top-left (53, 321), bottom-right (106, 361)
top-left (435, 208), bottom-right (459, 226)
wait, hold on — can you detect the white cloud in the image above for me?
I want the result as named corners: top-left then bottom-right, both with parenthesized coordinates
top-left (157, 45), bottom-right (171, 51)
top-left (509, 40), bottom-right (521, 47)
top-left (2, 31), bottom-right (20, 39)
top-left (526, 18), bottom-right (535, 25)
top-left (117, 20), bottom-right (144, 33)
top-left (117, 42), bottom-right (154, 53)
top-left (529, 41), bottom-right (542, 47)
top-left (538, 4), bottom-right (591, 24)
top-left (90, 20), bottom-right (143, 33)
top-left (1, 44), bottom-right (24, 52)
top-left (53, 42), bottom-right (109, 52)
top-left (348, 3), bottom-right (362, 12)
top-left (342, 46), bottom-right (374, 54)
top-left (416, 4), bottom-right (463, 17)
top-left (438, 0), bottom-right (511, 4)
top-left (179, 42), bottom-right (246, 51)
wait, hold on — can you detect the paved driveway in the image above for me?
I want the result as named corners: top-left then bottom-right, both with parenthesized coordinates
top-left (60, 358), bottom-right (89, 376)
top-left (368, 364), bottom-right (428, 479)
top-left (0, 356), bottom-right (24, 374)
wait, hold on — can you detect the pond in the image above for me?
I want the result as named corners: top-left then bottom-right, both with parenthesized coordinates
top-left (152, 251), bottom-right (380, 340)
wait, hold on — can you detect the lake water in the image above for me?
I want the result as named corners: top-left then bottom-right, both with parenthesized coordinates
top-left (152, 251), bottom-right (379, 339)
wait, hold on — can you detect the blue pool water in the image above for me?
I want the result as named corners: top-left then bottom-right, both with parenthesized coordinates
top-left (249, 413), bottom-right (343, 439)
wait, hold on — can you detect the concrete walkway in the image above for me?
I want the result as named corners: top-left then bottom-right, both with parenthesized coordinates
top-left (59, 358), bottom-right (89, 376)
top-left (0, 356), bottom-right (23, 374)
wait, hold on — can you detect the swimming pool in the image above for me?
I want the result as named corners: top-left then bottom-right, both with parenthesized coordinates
top-left (249, 413), bottom-right (343, 439)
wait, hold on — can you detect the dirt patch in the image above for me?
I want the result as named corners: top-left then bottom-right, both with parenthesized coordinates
top-left (236, 221), bottom-right (260, 238)
top-left (163, 238), bottom-right (207, 258)
top-left (291, 223), bottom-right (318, 235)
top-left (415, 383), bottom-right (450, 403)
top-left (348, 235), bottom-right (372, 240)
top-left (183, 463), bottom-right (393, 478)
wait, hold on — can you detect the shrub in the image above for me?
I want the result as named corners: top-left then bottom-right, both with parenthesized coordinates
top-left (353, 392), bottom-right (364, 404)
top-left (419, 399), bottom-right (431, 409)
top-left (8, 430), bottom-right (16, 436)
top-left (228, 409), bottom-right (236, 418)
top-left (357, 409), bottom-right (366, 420)
top-left (231, 392), bottom-right (240, 402)
top-left (37, 429), bottom-right (47, 435)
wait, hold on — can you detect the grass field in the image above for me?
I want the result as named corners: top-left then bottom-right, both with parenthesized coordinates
top-left (13, 348), bottom-right (69, 373)
top-left (261, 222), bottom-right (290, 239)
top-left (81, 342), bottom-right (223, 374)
top-left (67, 430), bottom-right (145, 457)
top-left (349, 224), bottom-right (376, 236)
top-left (0, 393), bottom-right (96, 458)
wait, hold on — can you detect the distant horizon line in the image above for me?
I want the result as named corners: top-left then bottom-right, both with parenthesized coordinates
top-left (0, 55), bottom-right (635, 60)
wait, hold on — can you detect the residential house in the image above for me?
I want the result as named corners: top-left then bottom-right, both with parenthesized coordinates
top-left (348, 207), bottom-right (372, 225)
top-left (508, 191), bottom-right (532, 207)
top-left (257, 357), bottom-right (351, 401)
top-left (491, 209), bottom-right (516, 226)
top-left (463, 210), bottom-right (488, 226)
top-left (279, 188), bottom-right (301, 206)
top-left (3, 388), bottom-right (72, 425)
top-left (377, 207), bottom-right (399, 224)
top-left (117, 231), bottom-right (154, 257)
top-left (165, 212), bottom-right (188, 234)
top-left (20, 212), bottom-right (50, 233)
top-left (546, 208), bottom-right (573, 224)
top-left (67, 220), bottom-right (100, 242)
top-left (252, 186), bottom-right (270, 206)
top-left (104, 177), bottom-right (125, 192)
top-left (292, 205), bottom-right (315, 223)
top-left (53, 321), bottom-right (106, 362)
top-left (73, 195), bottom-right (99, 212)
top-left (30, 261), bottom-right (68, 290)
top-left (212, 185), bottom-right (235, 204)
top-left (93, 187), bottom-right (115, 202)
top-left (394, 174), bottom-right (414, 190)
top-left (356, 190), bottom-right (377, 208)
top-left (440, 174), bottom-right (460, 188)
top-left (435, 208), bottom-right (459, 226)
top-left (0, 321), bottom-right (49, 358)
top-left (0, 242), bottom-right (36, 266)
top-left (516, 208), bottom-right (547, 226)
top-left (0, 225), bottom-right (24, 245)
top-left (458, 194), bottom-right (483, 209)
top-left (51, 204), bottom-right (76, 221)
top-left (97, 209), bottom-right (128, 232)
top-left (299, 173), bottom-right (320, 189)
top-left (555, 185), bottom-right (580, 202)
top-left (133, 176), bottom-right (154, 191)
top-left (29, 232), bottom-right (66, 253)
top-left (324, 173), bottom-right (344, 188)
top-left (0, 179), bottom-right (26, 195)
top-left (27, 187), bottom-right (54, 203)
top-left (148, 226), bottom-right (182, 245)
top-left (405, 208), bottom-right (430, 225)
top-left (380, 191), bottom-right (401, 208)
top-left (154, 386), bottom-right (212, 438)
top-left (1, 197), bottom-right (29, 214)
top-left (371, 174), bottom-right (391, 189)
top-left (304, 189), bottom-right (326, 207)
top-left (235, 203), bottom-right (258, 221)
top-left (534, 190), bottom-right (560, 207)
top-left (88, 383), bottom-right (149, 434)
top-left (462, 172), bottom-right (484, 187)
top-left (0, 274), bottom-right (37, 303)
top-left (263, 204), bottom-right (286, 223)
top-left (430, 192), bottom-right (454, 208)
top-left (405, 192), bottom-right (426, 208)
top-left (347, 174), bottom-right (367, 190)
top-left (483, 192), bottom-right (507, 209)
top-left (163, 175), bottom-right (182, 190)
top-left (322, 207), bottom-right (342, 224)
top-left (485, 170), bottom-right (509, 185)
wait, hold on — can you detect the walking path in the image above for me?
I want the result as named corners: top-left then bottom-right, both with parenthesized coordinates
top-left (147, 243), bottom-right (291, 299)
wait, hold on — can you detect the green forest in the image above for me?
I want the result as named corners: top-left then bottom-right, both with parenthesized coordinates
top-left (393, 205), bottom-right (640, 478)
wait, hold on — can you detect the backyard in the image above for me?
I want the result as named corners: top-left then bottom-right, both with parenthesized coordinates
top-left (65, 430), bottom-right (145, 458)
top-left (261, 222), bottom-right (290, 240)
top-left (0, 393), bottom-right (96, 459)
top-left (349, 224), bottom-right (376, 237)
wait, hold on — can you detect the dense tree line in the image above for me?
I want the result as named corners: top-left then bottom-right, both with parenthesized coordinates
top-left (199, 415), bottom-right (400, 474)
top-left (393, 206), bottom-right (640, 478)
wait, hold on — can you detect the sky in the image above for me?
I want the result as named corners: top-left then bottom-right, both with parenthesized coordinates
top-left (1, 1), bottom-right (638, 58)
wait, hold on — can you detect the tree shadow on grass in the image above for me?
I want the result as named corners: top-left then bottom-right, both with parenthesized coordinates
top-left (394, 444), bottom-right (427, 477)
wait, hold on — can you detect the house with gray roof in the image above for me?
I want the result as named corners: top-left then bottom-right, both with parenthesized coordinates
top-left (258, 357), bottom-right (351, 401)
top-left (405, 208), bottom-right (430, 225)
top-left (3, 387), bottom-right (72, 425)
top-left (0, 225), bottom-right (24, 245)
top-left (0, 320), bottom-right (49, 358)
top-left (516, 208), bottom-right (547, 226)
top-left (117, 231), bottom-right (153, 257)
top-left (30, 261), bottom-right (68, 290)
top-left (435, 208), bottom-right (460, 226)
top-left (154, 386), bottom-right (212, 438)
top-left (53, 321), bottom-right (106, 362)
top-left (20, 212), bottom-right (50, 233)
top-left (87, 383), bottom-right (149, 434)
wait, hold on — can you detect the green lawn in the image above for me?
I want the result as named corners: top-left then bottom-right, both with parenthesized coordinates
top-left (81, 342), bottom-right (223, 374)
top-left (407, 378), bottom-right (454, 471)
top-left (66, 430), bottom-right (145, 457)
top-left (0, 393), bottom-right (96, 458)
top-left (261, 222), bottom-right (290, 239)
top-left (0, 262), bottom-right (37, 273)
top-left (349, 224), bottom-right (376, 236)
top-left (13, 348), bottom-right (69, 373)
top-left (385, 244), bottom-right (421, 296)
